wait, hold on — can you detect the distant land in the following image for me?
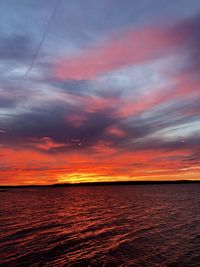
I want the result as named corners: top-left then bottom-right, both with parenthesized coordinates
top-left (0, 180), bottom-right (200, 188)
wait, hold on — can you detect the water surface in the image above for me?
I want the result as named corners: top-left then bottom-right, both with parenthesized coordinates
top-left (1, 184), bottom-right (200, 266)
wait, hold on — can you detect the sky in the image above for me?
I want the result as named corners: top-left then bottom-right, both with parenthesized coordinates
top-left (0, 0), bottom-right (200, 185)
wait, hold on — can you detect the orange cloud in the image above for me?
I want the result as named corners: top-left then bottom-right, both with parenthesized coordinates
top-left (1, 143), bottom-right (199, 185)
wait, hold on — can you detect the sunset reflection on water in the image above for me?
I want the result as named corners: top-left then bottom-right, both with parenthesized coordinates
top-left (1, 184), bottom-right (200, 266)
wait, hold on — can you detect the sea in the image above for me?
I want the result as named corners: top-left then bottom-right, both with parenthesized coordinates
top-left (0, 184), bottom-right (200, 266)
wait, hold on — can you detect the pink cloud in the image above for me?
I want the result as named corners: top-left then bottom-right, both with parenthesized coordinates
top-left (117, 71), bottom-right (200, 117)
top-left (65, 113), bottom-right (88, 127)
top-left (56, 26), bottom-right (178, 80)
top-left (106, 126), bottom-right (126, 138)
top-left (33, 137), bottom-right (67, 151)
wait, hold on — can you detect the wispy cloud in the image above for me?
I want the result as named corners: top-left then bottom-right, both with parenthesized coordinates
top-left (0, 2), bottom-right (199, 184)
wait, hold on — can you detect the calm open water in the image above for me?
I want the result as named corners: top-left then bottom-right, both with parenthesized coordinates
top-left (0, 184), bottom-right (200, 267)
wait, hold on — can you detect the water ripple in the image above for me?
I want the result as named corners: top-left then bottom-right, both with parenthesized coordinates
top-left (1, 184), bottom-right (200, 266)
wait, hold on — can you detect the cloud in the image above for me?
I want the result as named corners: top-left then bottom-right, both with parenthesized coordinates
top-left (172, 14), bottom-right (200, 75)
top-left (55, 14), bottom-right (200, 81)
top-left (0, 8), bottom-right (199, 184)
top-left (0, 34), bottom-right (33, 62)
top-left (0, 100), bottom-right (118, 152)
top-left (56, 26), bottom-right (176, 80)
top-left (1, 86), bottom-right (199, 157)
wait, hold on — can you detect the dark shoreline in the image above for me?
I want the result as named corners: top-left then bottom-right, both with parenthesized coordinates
top-left (0, 180), bottom-right (200, 188)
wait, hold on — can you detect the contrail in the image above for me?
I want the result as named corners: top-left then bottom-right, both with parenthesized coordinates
top-left (25, 0), bottom-right (62, 76)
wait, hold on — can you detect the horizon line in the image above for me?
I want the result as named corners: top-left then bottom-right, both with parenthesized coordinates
top-left (1, 180), bottom-right (200, 187)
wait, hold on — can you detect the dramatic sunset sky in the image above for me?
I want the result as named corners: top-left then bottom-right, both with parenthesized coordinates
top-left (0, 0), bottom-right (200, 185)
